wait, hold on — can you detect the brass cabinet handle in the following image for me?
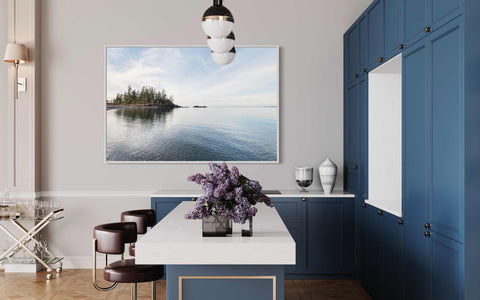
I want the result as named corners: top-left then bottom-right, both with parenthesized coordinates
top-left (424, 231), bottom-right (431, 237)
top-left (424, 222), bottom-right (431, 229)
top-left (362, 203), bottom-right (367, 208)
top-left (354, 73), bottom-right (358, 78)
top-left (377, 57), bottom-right (383, 63)
top-left (348, 164), bottom-right (358, 170)
top-left (362, 68), bottom-right (367, 73)
top-left (398, 219), bottom-right (404, 225)
top-left (192, 197), bottom-right (197, 201)
top-left (398, 44), bottom-right (404, 49)
top-left (425, 26), bottom-right (431, 33)
top-left (302, 198), bottom-right (307, 202)
top-left (377, 209), bottom-right (383, 215)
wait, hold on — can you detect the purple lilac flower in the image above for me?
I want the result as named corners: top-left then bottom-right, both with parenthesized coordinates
top-left (184, 162), bottom-right (273, 223)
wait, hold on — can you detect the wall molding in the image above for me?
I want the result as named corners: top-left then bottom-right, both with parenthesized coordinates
top-left (40, 190), bottom-right (153, 198)
top-left (0, 190), bottom-right (154, 199)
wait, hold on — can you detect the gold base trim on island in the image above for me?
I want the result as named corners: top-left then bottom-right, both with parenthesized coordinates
top-left (178, 275), bottom-right (277, 300)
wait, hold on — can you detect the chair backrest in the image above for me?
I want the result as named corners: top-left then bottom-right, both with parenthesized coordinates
top-left (121, 209), bottom-right (156, 234)
top-left (93, 222), bottom-right (137, 254)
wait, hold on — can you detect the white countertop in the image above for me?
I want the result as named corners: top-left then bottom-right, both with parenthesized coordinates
top-left (151, 189), bottom-right (355, 198)
top-left (135, 201), bottom-right (296, 265)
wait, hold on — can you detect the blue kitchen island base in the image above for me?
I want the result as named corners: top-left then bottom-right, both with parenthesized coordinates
top-left (166, 265), bottom-right (285, 300)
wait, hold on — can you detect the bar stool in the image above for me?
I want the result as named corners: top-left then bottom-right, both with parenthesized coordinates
top-left (92, 222), bottom-right (163, 300)
top-left (120, 209), bottom-right (156, 257)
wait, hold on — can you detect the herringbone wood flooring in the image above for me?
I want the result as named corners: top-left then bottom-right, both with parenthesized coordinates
top-left (0, 269), bottom-right (372, 300)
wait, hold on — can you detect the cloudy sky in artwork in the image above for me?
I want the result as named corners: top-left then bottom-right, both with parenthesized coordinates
top-left (106, 47), bottom-right (278, 107)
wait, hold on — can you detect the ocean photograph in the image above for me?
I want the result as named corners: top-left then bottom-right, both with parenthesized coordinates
top-left (105, 47), bottom-right (279, 162)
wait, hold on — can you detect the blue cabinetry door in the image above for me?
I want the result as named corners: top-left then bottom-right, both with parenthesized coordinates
top-left (383, 215), bottom-right (405, 300)
top-left (384, 0), bottom-right (404, 59)
top-left (427, 18), bottom-right (464, 243)
top-left (272, 198), bottom-right (305, 274)
top-left (428, 0), bottom-right (463, 32)
top-left (359, 15), bottom-right (369, 75)
top-left (364, 207), bottom-right (384, 299)
top-left (347, 24), bottom-right (360, 82)
top-left (403, 39), bottom-right (429, 300)
top-left (345, 82), bottom-right (360, 194)
top-left (429, 233), bottom-right (464, 300)
top-left (306, 198), bottom-right (354, 274)
top-left (367, 0), bottom-right (385, 69)
top-left (405, 0), bottom-right (427, 46)
top-left (358, 77), bottom-right (368, 200)
top-left (358, 204), bottom-right (368, 286)
top-left (151, 197), bottom-right (190, 223)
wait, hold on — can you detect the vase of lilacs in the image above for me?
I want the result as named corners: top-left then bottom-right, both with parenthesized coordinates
top-left (185, 162), bottom-right (273, 237)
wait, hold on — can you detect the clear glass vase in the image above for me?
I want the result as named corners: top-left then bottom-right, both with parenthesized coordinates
top-left (202, 215), bottom-right (229, 237)
top-left (241, 216), bottom-right (253, 237)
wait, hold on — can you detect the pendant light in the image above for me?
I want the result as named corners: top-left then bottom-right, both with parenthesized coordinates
top-left (207, 32), bottom-right (235, 53)
top-left (3, 0), bottom-right (28, 100)
top-left (202, 0), bottom-right (234, 39)
top-left (211, 47), bottom-right (236, 65)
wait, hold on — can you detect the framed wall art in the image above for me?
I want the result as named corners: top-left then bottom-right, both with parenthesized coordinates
top-left (105, 46), bottom-right (279, 163)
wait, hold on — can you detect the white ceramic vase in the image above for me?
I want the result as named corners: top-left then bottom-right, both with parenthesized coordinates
top-left (319, 158), bottom-right (337, 194)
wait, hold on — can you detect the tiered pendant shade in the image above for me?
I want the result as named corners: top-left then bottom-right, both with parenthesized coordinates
top-left (202, 0), bottom-right (234, 39)
top-left (211, 47), bottom-right (236, 65)
top-left (207, 32), bottom-right (235, 53)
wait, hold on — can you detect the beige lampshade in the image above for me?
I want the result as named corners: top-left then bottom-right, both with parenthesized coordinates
top-left (4, 43), bottom-right (28, 64)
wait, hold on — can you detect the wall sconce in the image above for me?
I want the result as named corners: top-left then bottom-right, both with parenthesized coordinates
top-left (4, 43), bottom-right (28, 99)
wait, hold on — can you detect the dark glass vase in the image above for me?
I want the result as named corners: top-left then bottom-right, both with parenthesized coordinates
top-left (202, 215), bottom-right (230, 237)
top-left (241, 216), bottom-right (253, 237)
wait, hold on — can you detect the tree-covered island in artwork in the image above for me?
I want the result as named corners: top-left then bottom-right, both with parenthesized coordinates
top-left (105, 46), bottom-right (279, 162)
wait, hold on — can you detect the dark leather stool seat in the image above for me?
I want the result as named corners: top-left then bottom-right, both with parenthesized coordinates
top-left (121, 209), bottom-right (156, 258)
top-left (104, 259), bottom-right (164, 283)
top-left (92, 221), bottom-right (163, 299)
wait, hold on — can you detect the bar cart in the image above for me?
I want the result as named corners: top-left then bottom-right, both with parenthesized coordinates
top-left (0, 208), bottom-right (64, 280)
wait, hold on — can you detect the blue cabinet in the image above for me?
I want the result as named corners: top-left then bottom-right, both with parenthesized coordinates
top-left (306, 198), bottom-right (354, 274)
top-left (273, 197), bottom-right (354, 277)
top-left (358, 77), bottom-right (368, 200)
top-left (405, 0), bottom-right (463, 47)
top-left (384, 0), bottom-right (404, 58)
top-left (429, 233), bottom-right (464, 300)
top-left (402, 39), bottom-right (429, 300)
top-left (344, 81), bottom-right (360, 194)
top-left (405, 0), bottom-right (427, 46)
top-left (427, 19), bottom-right (464, 243)
top-left (359, 15), bottom-right (369, 75)
top-left (151, 197), bottom-right (192, 223)
top-left (272, 198), bottom-right (305, 274)
top-left (429, 0), bottom-right (463, 32)
top-left (382, 214), bottom-right (405, 300)
top-left (345, 0), bottom-right (476, 298)
top-left (346, 24), bottom-right (360, 82)
top-left (362, 207), bottom-right (405, 300)
top-left (364, 207), bottom-right (384, 299)
top-left (367, 0), bottom-right (385, 69)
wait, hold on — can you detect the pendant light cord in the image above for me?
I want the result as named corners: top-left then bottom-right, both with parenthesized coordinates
top-left (13, 0), bottom-right (16, 43)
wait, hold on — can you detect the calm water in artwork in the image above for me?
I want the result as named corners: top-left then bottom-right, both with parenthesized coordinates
top-left (106, 107), bottom-right (278, 161)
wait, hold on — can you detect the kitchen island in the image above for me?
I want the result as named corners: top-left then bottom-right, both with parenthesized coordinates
top-left (135, 201), bottom-right (295, 300)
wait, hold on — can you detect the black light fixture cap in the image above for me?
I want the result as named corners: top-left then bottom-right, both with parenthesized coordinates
top-left (202, 1), bottom-right (234, 22)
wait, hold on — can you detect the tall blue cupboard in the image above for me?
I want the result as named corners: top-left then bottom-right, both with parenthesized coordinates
top-left (344, 0), bottom-right (480, 298)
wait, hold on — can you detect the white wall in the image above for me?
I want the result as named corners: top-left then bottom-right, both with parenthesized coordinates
top-left (0, 0), bottom-right (8, 192)
top-left (40, 0), bottom-right (372, 192)
top-left (1, 0), bottom-right (374, 266)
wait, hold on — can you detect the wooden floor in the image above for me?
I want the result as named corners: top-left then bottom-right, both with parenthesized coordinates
top-left (0, 269), bottom-right (372, 300)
